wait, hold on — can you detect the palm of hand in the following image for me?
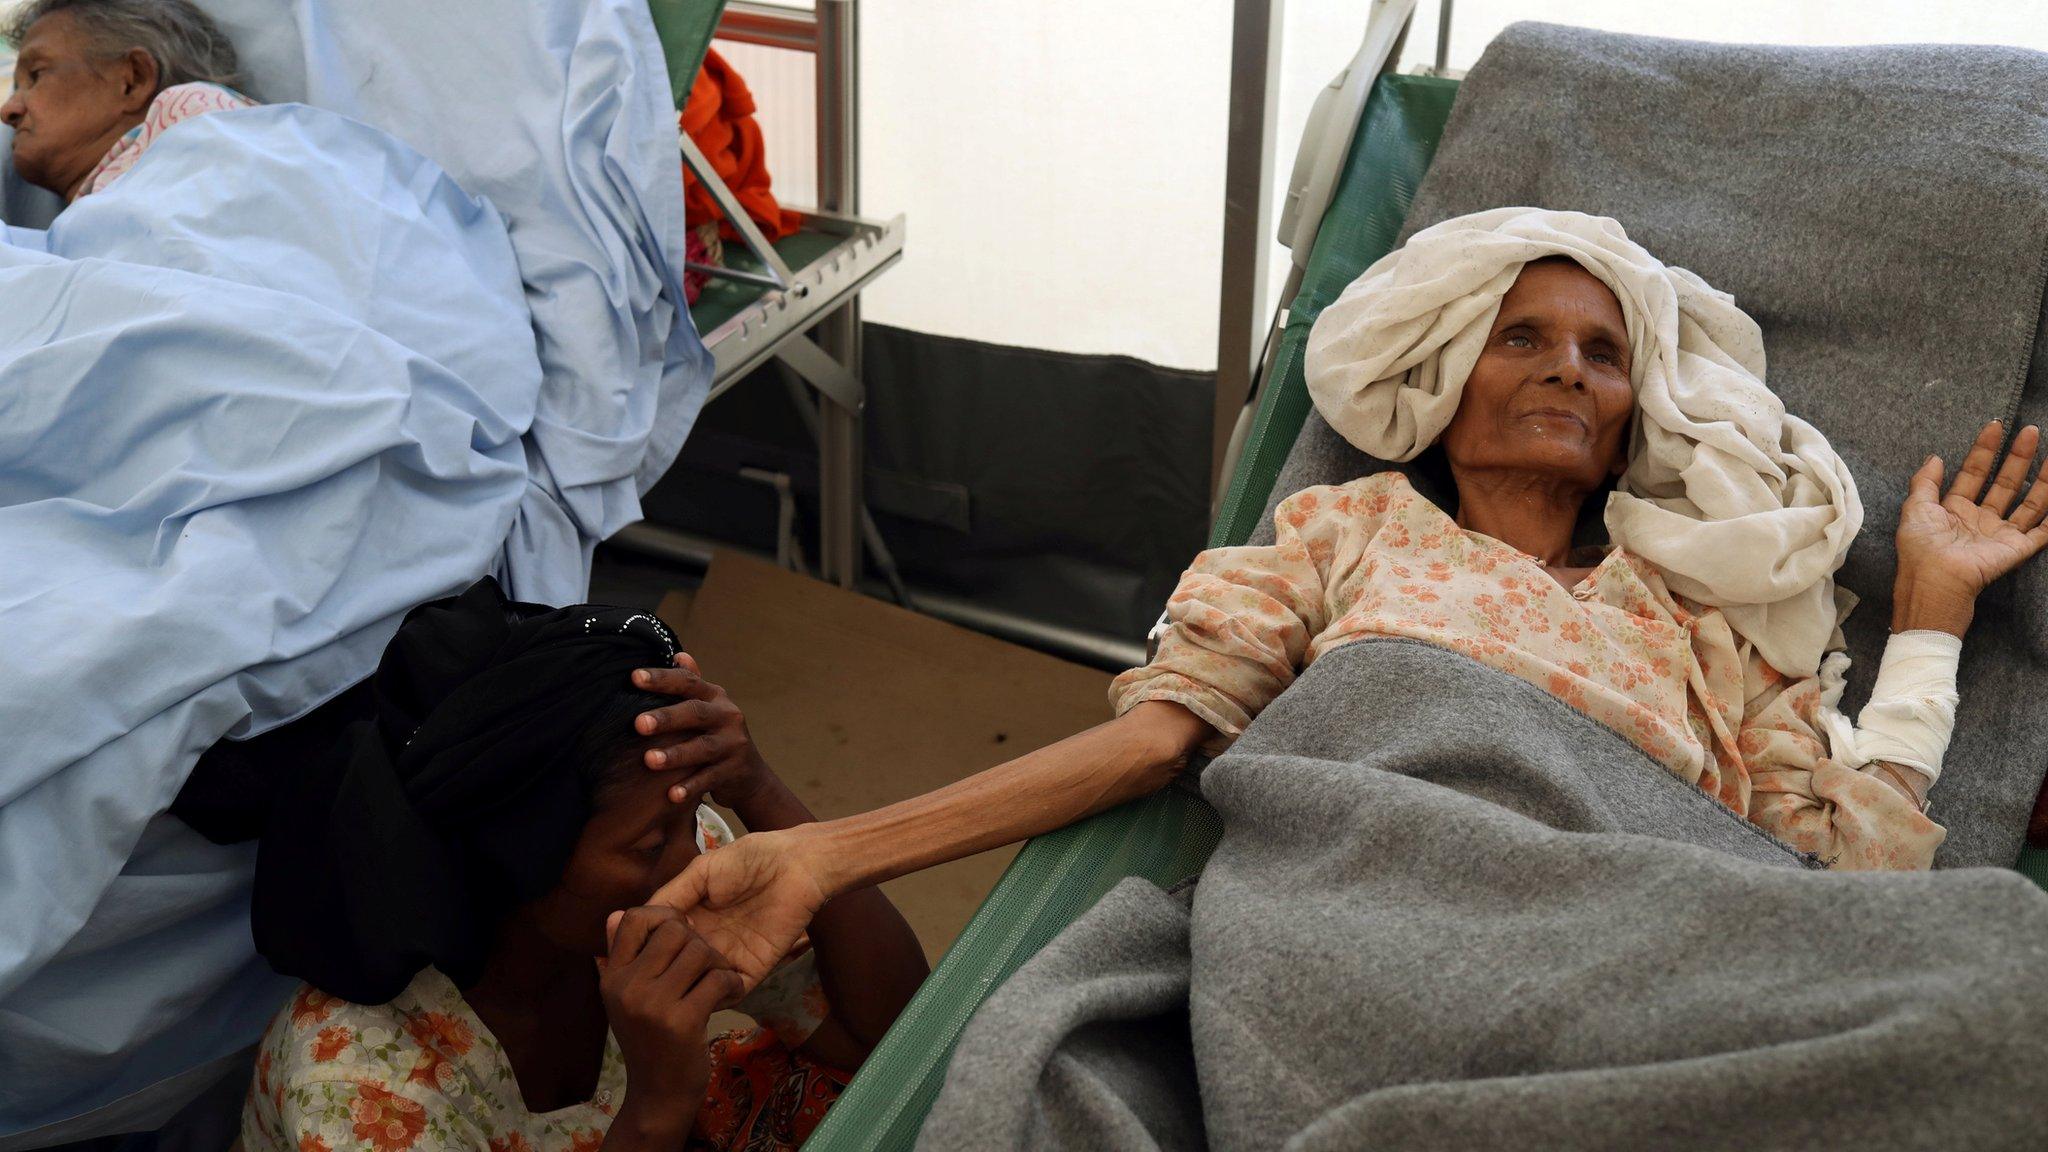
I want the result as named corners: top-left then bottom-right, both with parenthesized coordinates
top-left (1894, 424), bottom-right (2048, 604)
top-left (656, 832), bottom-right (827, 992)
top-left (1897, 487), bottom-right (2048, 595)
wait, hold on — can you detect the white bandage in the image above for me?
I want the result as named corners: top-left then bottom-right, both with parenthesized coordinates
top-left (1823, 630), bottom-right (1963, 786)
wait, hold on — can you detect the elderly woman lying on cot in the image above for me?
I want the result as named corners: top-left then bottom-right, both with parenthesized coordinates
top-left (2, 0), bottom-right (252, 203)
top-left (624, 208), bottom-right (2048, 987)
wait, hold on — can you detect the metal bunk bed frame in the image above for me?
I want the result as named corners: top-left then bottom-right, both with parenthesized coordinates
top-left (621, 0), bottom-right (905, 591)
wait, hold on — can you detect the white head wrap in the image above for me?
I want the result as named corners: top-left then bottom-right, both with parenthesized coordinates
top-left (1303, 207), bottom-right (1861, 678)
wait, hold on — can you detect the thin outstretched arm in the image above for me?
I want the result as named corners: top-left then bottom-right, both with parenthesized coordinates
top-left (797, 700), bottom-right (1212, 899)
top-left (649, 701), bottom-right (1213, 988)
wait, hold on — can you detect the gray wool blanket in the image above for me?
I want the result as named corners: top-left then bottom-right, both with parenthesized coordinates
top-left (1257, 24), bottom-right (2048, 866)
top-left (919, 640), bottom-right (2048, 1150)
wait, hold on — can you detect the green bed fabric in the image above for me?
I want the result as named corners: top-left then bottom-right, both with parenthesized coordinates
top-left (646, 0), bottom-right (727, 111)
top-left (793, 56), bottom-right (2048, 1152)
top-left (1208, 74), bottom-right (1461, 555)
top-left (688, 229), bottom-right (846, 334)
top-left (647, 0), bottom-right (858, 341)
top-left (804, 785), bottom-right (1222, 1150)
top-left (2022, 841), bottom-right (2048, 887)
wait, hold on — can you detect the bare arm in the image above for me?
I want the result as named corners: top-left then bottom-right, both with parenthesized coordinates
top-left (649, 701), bottom-right (1214, 988)
top-left (1878, 422), bottom-right (2048, 804)
top-left (803, 701), bottom-right (1211, 897)
top-left (629, 490), bottom-right (1353, 988)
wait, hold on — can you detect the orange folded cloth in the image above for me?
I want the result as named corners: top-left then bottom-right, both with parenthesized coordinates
top-left (682, 47), bottom-right (802, 243)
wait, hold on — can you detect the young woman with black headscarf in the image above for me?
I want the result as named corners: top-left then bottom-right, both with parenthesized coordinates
top-left (240, 579), bottom-right (927, 1152)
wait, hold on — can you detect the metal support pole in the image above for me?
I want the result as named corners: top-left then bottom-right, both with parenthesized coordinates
top-left (773, 364), bottom-right (915, 609)
top-left (1434, 0), bottom-right (1454, 75)
top-left (1211, 0), bottom-right (1284, 499)
top-left (813, 0), bottom-right (863, 589)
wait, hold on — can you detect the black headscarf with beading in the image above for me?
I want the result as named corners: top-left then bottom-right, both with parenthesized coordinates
top-left (252, 577), bottom-right (681, 1004)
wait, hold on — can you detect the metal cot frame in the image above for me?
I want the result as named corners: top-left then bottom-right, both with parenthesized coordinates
top-left (624, 0), bottom-right (905, 591)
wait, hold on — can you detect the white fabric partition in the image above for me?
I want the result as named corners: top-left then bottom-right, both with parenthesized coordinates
top-left (714, 1), bottom-right (2048, 374)
top-left (859, 1), bottom-right (1234, 371)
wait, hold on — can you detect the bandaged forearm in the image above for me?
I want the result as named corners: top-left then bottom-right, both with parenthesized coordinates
top-left (1833, 630), bottom-right (1963, 785)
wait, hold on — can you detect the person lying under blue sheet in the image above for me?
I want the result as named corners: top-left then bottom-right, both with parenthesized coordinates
top-left (3, 0), bottom-right (254, 203)
top-left (0, 0), bottom-right (596, 1132)
top-left (0, 0), bottom-right (712, 1136)
top-left (240, 580), bottom-right (927, 1152)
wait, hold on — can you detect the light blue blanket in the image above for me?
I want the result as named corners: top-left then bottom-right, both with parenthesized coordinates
top-left (0, 0), bottom-right (706, 1135)
top-left (0, 106), bottom-right (616, 1134)
top-left (175, 0), bottom-right (712, 596)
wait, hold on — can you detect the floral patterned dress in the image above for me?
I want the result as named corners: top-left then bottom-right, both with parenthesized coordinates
top-left (242, 812), bottom-right (846, 1152)
top-left (1112, 472), bottom-right (1945, 871)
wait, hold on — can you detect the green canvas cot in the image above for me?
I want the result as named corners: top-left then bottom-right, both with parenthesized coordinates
top-left (636, 6), bottom-right (2048, 1148)
top-left (801, 63), bottom-right (2048, 1150)
top-left (646, 0), bottom-right (844, 338)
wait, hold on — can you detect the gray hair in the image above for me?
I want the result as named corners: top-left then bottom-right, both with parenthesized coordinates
top-left (3, 0), bottom-right (243, 93)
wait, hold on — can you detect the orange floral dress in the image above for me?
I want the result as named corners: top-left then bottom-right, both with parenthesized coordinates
top-left (240, 965), bottom-right (841, 1152)
top-left (241, 816), bottom-right (844, 1152)
top-left (1112, 472), bottom-right (1945, 871)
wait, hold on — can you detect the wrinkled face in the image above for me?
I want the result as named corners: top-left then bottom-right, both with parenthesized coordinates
top-left (1439, 258), bottom-right (1636, 492)
top-left (526, 764), bottom-right (700, 956)
top-left (2, 12), bottom-right (153, 196)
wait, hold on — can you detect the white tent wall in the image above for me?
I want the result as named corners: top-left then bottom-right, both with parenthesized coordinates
top-left (665, 1), bottom-right (2048, 659)
top-left (660, 3), bottom-right (1238, 657)
top-left (1263, 1), bottom-right (2048, 329)
top-left (710, 38), bottom-right (820, 209)
top-left (728, 2), bottom-right (1236, 373)
top-left (857, 2), bottom-right (1236, 373)
top-left (719, 0), bottom-right (2048, 377)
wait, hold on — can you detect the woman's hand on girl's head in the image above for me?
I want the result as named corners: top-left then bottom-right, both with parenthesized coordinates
top-left (1894, 421), bottom-right (2048, 636)
top-left (597, 907), bottom-right (741, 1141)
top-left (631, 656), bottom-right (778, 810)
top-left (637, 828), bottom-right (830, 994)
